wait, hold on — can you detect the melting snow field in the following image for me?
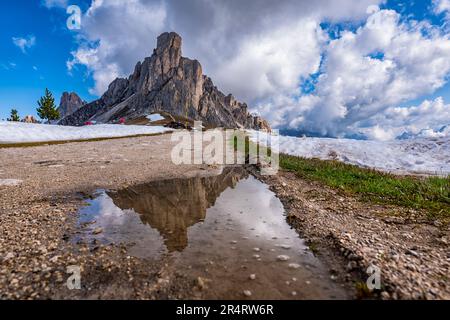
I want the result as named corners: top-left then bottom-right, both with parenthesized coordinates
top-left (0, 122), bottom-right (172, 144)
top-left (146, 113), bottom-right (165, 122)
top-left (251, 132), bottom-right (450, 176)
top-left (0, 179), bottom-right (23, 186)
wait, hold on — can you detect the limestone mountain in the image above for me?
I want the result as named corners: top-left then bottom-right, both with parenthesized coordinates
top-left (57, 92), bottom-right (86, 119)
top-left (59, 32), bottom-right (270, 131)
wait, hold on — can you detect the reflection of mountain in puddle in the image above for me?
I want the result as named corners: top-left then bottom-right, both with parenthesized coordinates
top-left (108, 167), bottom-right (247, 252)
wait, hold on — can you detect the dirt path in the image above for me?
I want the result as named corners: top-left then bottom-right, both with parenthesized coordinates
top-left (1, 135), bottom-right (448, 300)
top-left (0, 134), bottom-right (225, 299)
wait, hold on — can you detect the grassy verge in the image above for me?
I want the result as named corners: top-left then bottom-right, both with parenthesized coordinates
top-left (280, 154), bottom-right (449, 220)
top-left (232, 133), bottom-right (449, 220)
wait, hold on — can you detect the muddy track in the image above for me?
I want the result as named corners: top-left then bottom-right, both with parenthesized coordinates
top-left (1, 135), bottom-right (448, 299)
top-left (0, 134), bottom-right (225, 299)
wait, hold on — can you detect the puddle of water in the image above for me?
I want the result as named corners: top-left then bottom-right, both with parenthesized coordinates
top-left (76, 167), bottom-right (348, 299)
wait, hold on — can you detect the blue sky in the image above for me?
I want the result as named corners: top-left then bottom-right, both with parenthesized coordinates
top-left (0, 0), bottom-right (449, 141)
top-left (0, 0), bottom-right (93, 120)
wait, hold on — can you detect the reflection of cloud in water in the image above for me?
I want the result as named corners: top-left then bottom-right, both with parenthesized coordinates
top-left (81, 192), bottom-right (166, 258)
top-left (95, 193), bottom-right (128, 227)
top-left (79, 168), bottom-right (303, 260)
top-left (76, 169), bottom-right (345, 299)
top-left (212, 176), bottom-right (291, 240)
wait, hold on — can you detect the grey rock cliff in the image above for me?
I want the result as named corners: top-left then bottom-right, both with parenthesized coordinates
top-left (59, 32), bottom-right (270, 131)
top-left (57, 92), bottom-right (86, 119)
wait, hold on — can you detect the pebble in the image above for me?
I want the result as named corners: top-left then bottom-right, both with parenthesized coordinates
top-left (197, 277), bottom-right (206, 290)
top-left (277, 255), bottom-right (290, 261)
top-left (346, 261), bottom-right (358, 271)
top-left (253, 248), bottom-right (260, 252)
top-left (291, 291), bottom-right (297, 296)
top-left (3, 252), bottom-right (15, 261)
top-left (381, 291), bottom-right (391, 299)
top-left (433, 221), bottom-right (442, 227)
top-left (348, 253), bottom-right (360, 261)
top-left (92, 228), bottom-right (103, 235)
top-left (288, 263), bottom-right (301, 269)
top-left (406, 249), bottom-right (419, 258)
top-left (243, 290), bottom-right (252, 297)
top-left (249, 274), bottom-right (256, 280)
top-left (49, 255), bottom-right (60, 263)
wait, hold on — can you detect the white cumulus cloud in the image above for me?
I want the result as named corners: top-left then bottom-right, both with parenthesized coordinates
top-left (273, 9), bottom-right (450, 138)
top-left (51, 0), bottom-right (450, 140)
top-left (12, 35), bottom-right (36, 53)
top-left (65, 0), bottom-right (381, 97)
top-left (354, 97), bottom-right (450, 140)
top-left (434, 0), bottom-right (450, 15)
top-left (42, 0), bottom-right (68, 9)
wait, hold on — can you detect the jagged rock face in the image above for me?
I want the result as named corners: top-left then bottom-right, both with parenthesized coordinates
top-left (59, 32), bottom-right (270, 131)
top-left (57, 92), bottom-right (86, 119)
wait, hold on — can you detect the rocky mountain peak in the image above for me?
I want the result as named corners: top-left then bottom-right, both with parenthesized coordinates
top-left (58, 92), bottom-right (86, 119)
top-left (59, 32), bottom-right (271, 131)
top-left (156, 32), bottom-right (182, 55)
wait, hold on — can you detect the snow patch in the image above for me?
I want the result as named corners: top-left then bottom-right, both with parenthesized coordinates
top-left (146, 113), bottom-right (165, 122)
top-left (250, 132), bottom-right (450, 176)
top-left (0, 179), bottom-right (23, 186)
top-left (0, 122), bottom-right (172, 144)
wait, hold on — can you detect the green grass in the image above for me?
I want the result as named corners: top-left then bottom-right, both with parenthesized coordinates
top-left (280, 154), bottom-right (450, 220)
top-left (231, 133), bottom-right (449, 220)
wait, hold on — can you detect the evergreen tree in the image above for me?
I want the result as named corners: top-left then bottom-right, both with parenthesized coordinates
top-left (9, 109), bottom-right (20, 122)
top-left (37, 88), bottom-right (59, 122)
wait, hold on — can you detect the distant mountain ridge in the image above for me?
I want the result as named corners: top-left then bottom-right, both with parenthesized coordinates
top-left (397, 125), bottom-right (450, 140)
top-left (59, 32), bottom-right (270, 131)
top-left (57, 92), bottom-right (86, 119)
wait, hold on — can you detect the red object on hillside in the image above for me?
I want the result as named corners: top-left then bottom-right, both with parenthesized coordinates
top-left (84, 121), bottom-right (94, 126)
top-left (119, 118), bottom-right (126, 124)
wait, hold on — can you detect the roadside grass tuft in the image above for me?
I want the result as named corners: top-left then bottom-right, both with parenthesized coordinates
top-left (355, 281), bottom-right (374, 299)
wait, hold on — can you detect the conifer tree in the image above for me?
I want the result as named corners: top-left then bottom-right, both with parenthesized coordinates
top-left (9, 109), bottom-right (20, 122)
top-left (37, 88), bottom-right (59, 122)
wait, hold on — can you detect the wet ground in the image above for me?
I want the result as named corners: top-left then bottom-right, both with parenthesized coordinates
top-left (76, 167), bottom-right (348, 299)
top-left (2, 134), bottom-right (447, 300)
